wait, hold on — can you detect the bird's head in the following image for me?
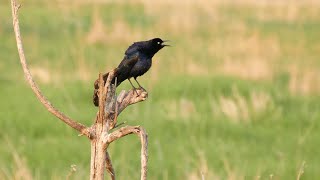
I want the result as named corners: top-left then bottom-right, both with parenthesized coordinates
top-left (151, 38), bottom-right (170, 49)
top-left (146, 38), bottom-right (169, 56)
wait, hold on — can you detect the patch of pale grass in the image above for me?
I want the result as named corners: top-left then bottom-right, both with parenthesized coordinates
top-left (86, 8), bottom-right (108, 45)
top-left (69, 44), bottom-right (94, 82)
top-left (186, 61), bottom-right (209, 76)
top-left (66, 164), bottom-right (77, 180)
top-left (107, 19), bottom-right (142, 43)
top-left (187, 151), bottom-right (219, 180)
top-left (142, 1), bottom-right (217, 35)
top-left (30, 66), bottom-right (52, 84)
top-left (217, 59), bottom-right (273, 81)
top-left (296, 161), bottom-right (306, 180)
top-left (210, 32), bottom-right (280, 60)
top-left (222, 158), bottom-right (245, 180)
top-left (141, 0), bottom-right (320, 28)
top-left (0, 140), bottom-right (84, 180)
top-left (50, 0), bottom-right (320, 26)
top-left (244, 2), bottom-right (320, 22)
top-left (51, 0), bottom-right (320, 6)
top-left (219, 95), bottom-right (243, 122)
top-left (85, 7), bottom-right (142, 44)
top-left (76, 59), bottom-right (93, 82)
top-left (180, 98), bottom-right (197, 119)
top-left (164, 100), bottom-right (178, 120)
top-left (152, 4), bottom-right (198, 35)
top-left (256, 3), bottom-right (299, 22)
top-left (9, 152), bottom-right (33, 180)
top-left (211, 89), bottom-right (274, 123)
top-left (288, 65), bottom-right (320, 96)
top-left (30, 62), bottom-right (94, 85)
top-left (250, 91), bottom-right (272, 114)
top-left (187, 151), bottom-right (247, 180)
top-left (0, 138), bottom-right (33, 180)
top-left (210, 32), bottom-right (279, 81)
top-left (163, 98), bottom-right (197, 121)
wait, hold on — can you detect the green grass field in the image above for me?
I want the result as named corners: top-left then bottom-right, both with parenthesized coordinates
top-left (1, 0), bottom-right (320, 179)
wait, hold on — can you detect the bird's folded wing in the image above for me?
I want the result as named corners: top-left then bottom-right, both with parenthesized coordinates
top-left (118, 54), bottom-right (139, 68)
top-left (93, 55), bottom-right (139, 89)
top-left (125, 42), bottom-right (140, 56)
top-left (92, 54), bottom-right (139, 107)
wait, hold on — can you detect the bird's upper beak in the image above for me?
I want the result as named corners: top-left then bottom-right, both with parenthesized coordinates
top-left (162, 40), bottom-right (170, 47)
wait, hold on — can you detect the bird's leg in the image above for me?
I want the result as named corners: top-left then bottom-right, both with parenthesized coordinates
top-left (128, 78), bottom-right (139, 95)
top-left (128, 78), bottom-right (136, 88)
top-left (134, 77), bottom-right (146, 91)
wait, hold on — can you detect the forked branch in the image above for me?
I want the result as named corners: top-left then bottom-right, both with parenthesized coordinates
top-left (106, 126), bottom-right (148, 180)
top-left (104, 88), bottom-right (148, 130)
top-left (10, 0), bottom-right (89, 137)
top-left (93, 74), bottom-right (149, 180)
top-left (117, 89), bottom-right (148, 115)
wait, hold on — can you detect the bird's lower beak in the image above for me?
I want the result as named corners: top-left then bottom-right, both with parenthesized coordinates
top-left (162, 40), bottom-right (170, 47)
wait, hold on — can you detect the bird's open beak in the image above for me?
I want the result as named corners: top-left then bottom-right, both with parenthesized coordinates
top-left (162, 40), bottom-right (170, 47)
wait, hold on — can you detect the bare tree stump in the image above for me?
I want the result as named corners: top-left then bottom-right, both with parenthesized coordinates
top-left (89, 72), bottom-right (148, 180)
top-left (11, 1), bottom-right (149, 179)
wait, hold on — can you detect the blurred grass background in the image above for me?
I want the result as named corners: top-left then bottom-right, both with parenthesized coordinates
top-left (0, 0), bottom-right (320, 179)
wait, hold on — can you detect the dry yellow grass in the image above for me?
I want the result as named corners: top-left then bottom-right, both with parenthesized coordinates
top-left (162, 98), bottom-right (197, 121)
top-left (288, 65), bottom-right (320, 96)
top-left (86, 8), bottom-right (108, 45)
top-left (211, 89), bottom-right (274, 123)
top-left (86, 10), bottom-right (143, 44)
top-left (38, 0), bottom-right (320, 94)
top-left (30, 66), bottom-right (53, 84)
top-left (0, 139), bottom-right (33, 180)
top-left (187, 151), bottom-right (246, 180)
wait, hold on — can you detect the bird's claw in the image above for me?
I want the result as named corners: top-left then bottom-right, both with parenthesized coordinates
top-left (139, 86), bottom-right (146, 91)
top-left (133, 88), bottom-right (140, 96)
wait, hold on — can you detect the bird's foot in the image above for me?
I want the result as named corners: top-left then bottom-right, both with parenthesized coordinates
top-left (138, 86), bottom-right (146, 91)
top-left (133, 88), bottom-right (140, 96)
top-left (131, 87), bottom-right (147, 97)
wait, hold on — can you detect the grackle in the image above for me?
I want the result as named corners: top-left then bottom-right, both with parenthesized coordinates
top-left (93, 38), bottom-right (169, 106)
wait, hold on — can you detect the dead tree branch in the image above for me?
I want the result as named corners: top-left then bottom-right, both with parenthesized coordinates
top-left (10, 0), bottom-right (89, 137)
top-left (92, 73), bottom-right (149, 180)
top-left (103, 88), bottom-right (148, 130)
top-left (116, 89), bottom-right (148, 116)
top-left (106, 126), bottom-right (148, 180)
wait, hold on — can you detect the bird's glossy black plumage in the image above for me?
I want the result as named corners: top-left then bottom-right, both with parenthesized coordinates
top-left (93, 38), bottom-right (168, 106)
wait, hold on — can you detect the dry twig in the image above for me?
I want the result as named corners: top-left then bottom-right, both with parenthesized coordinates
top-left (10, 0), bottom-right (90, 137)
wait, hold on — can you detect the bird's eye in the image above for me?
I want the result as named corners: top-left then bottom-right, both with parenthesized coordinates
top-left (157, 41), bottom-right (161, 44)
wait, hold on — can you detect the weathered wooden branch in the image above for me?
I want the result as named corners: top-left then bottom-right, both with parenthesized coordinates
top-left (11, 0), bottom-right (149, 179)
top-left (117, 89), bottom-right (148, 115)
top-left (106, 125), bottom-right (148, 179)
top-left (105, 88), bottom-right (148, 130)
top-left (91, 73), bottom-right (149, 180)
top-left (10, 0), bottom-right (90, 138)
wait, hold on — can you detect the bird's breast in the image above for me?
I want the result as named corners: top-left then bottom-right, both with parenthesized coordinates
top-left (130, 58), bottom-right (152, 77)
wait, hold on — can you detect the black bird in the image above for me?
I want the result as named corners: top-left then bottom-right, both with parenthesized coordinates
top-left (93, 38), bottom-right (169, 106)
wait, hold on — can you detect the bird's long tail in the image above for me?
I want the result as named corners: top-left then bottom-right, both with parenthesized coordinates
top-left (93, 71), bottom-right (121, 107)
